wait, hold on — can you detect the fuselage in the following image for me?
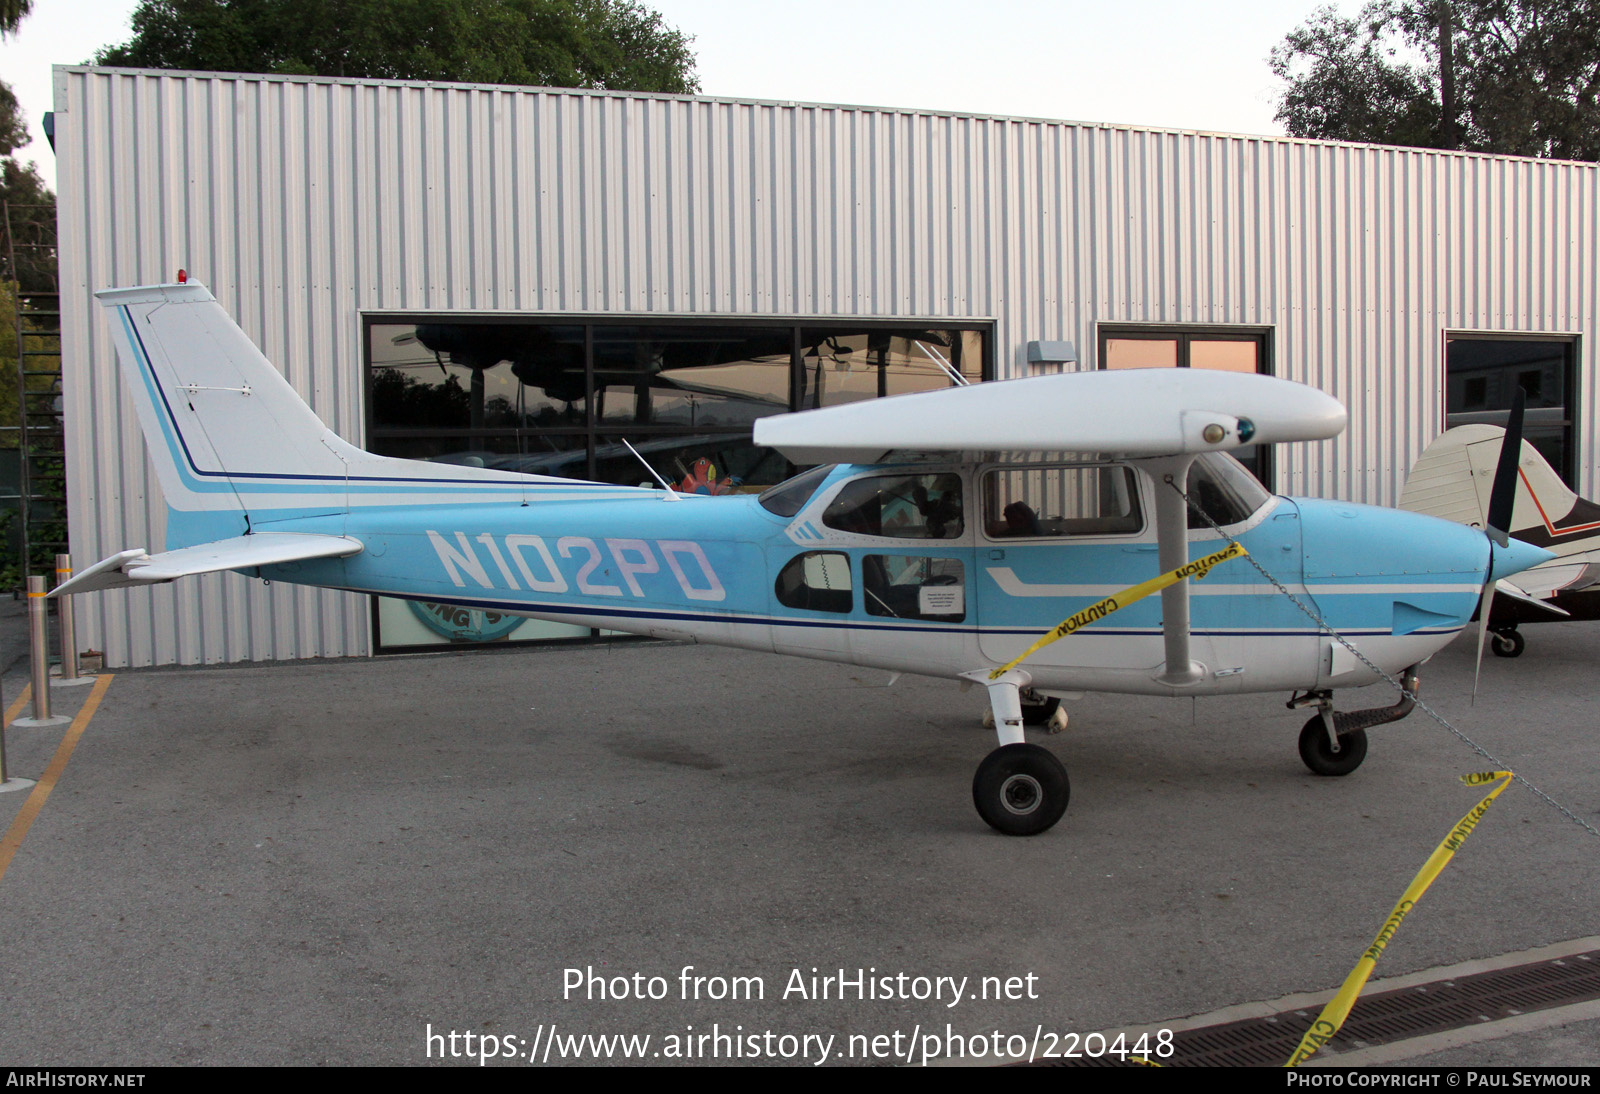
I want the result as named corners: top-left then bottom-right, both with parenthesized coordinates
top-left (256, 455), bottom-right (1510, 698)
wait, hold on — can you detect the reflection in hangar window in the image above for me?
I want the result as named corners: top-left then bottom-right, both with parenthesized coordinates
top-left (1445, 335), bottom-right (1576, 485)
top-left (983, 465), bottom-right (1142, 538)
top-left (863, 556), bottom-right (966, 621)
top-left (775, 552), bottom-right (852, 613)
top-left (822, 473), bottom-right (963, 539)
top-left (800, 329), bottom-right (982, 408)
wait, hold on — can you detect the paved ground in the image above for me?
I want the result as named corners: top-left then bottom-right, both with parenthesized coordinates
top-left (0, 604), bottom-right (1597, 1067)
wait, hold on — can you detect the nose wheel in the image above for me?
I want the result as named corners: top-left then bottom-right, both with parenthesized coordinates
top-left (1297, 715), bottom-right (1368, 776)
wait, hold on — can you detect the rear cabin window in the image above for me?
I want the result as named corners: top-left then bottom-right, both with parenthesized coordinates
top-left (983, 465), bottom-right (1142, 538)
top-left (862, 556), bottom-right (966, 622)
top-left (775, 551), bottom-right (852, 613)
top-left (821, 473), bottom-right (963, 539)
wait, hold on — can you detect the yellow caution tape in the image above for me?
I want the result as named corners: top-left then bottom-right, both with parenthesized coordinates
top-left (1284, 771), bottom-right (1516, 1067)
top-left (988, 541), bottom-right (1249, 680)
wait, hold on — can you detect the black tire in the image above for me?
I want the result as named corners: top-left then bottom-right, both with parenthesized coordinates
top-left (1491, 629), bottom-right (1526, 658)
top-left (1020, 693), bottom-right (1062, 725)
top-left (1297, 716), bottom-right (1368, 777)
top-left (972, 744), bottom-right (1070, 835)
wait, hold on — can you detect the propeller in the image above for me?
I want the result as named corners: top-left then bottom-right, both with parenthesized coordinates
top-left (1472, 386), bottom-right (1527, 702)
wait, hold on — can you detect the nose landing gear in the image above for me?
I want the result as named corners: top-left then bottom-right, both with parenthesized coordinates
top-left (1288, 665), bottom-right (1420, 778)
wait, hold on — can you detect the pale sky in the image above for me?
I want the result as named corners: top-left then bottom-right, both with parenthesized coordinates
top-left (0, 0), bottom-right (1345, 191)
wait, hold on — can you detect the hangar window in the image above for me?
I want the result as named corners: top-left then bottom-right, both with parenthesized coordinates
top-left (1097, 325), bottom-right (1273, 487)
top-left (1445, 334), bottom-right (1577, 486)
top-left (365, 318), bottom-right (988, 650)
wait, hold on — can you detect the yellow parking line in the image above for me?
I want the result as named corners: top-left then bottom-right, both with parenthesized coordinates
top-left (3, 685), bottom-right (29, 726)
top-left (0, 674), bottom-right (115, 885)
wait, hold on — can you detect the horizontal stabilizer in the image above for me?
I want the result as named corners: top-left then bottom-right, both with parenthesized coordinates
top-left (52, 533), bottom-right (364, 597)
top-left (1496, 555), bottom-right (1600, 603)
top-left (1493, 579), bottom-right (1571, 617)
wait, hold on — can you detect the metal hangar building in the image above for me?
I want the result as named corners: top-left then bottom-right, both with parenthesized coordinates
top-left (50, 65), bottom-right (1599, 668)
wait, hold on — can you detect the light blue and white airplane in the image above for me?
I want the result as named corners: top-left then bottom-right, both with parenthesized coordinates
top-left (58, 281), bottom-right (1553, 835)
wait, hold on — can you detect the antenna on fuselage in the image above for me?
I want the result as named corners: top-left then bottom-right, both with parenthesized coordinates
top-left (620, 438), bottom-right (683, 502)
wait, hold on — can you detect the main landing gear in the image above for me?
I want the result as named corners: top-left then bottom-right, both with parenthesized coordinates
top-left (1287, 664), bottom-right (1420, 778)
top-left (964, 669), bottom-right (1070, 836)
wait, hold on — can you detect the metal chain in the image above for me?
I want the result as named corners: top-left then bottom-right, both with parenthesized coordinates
top-left (1167, 477), bottom-right (1600, 841)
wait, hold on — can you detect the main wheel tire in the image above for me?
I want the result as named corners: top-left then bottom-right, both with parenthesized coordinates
top-left (1020, 693), bottom-right (1062, 726)
top-left (1491, 629), bottom-right (1526, 658)
top-left (972, 744), bottom-right (1070, 836)
top-left (1297, 716), bottom-right (1368, 777)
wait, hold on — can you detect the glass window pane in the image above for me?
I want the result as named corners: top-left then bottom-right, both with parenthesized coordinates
top-left (370, 322), bottom-right (587, 431)
top-left (760, 464), bottom-right (837, 517)
top-left (1184, 453), bottom-right (1272, 528)
top-left (863, 556), bottom-right (966, 621)
top-left (369, 432), bottom-right (592, 479)
top-left (1104, 338), bottom-right (1178, 369)
top-left (592, 326), bottom-right (792, 426)
top-left (1445, 337), bottom-right (1574, 483)
top-left (775, 551), bottom-right (852, 613)
top-left (374, 596), bottom-right (590, 648)
top-left (800, 329), bottom-right (974, 408)
top-left (822, 473), bottom-right (964, 539)
top-left (1190, 340), bottom-right (1259, 372)
top-left (983, 466), bottom-right (1142, 538)
top-left (592, 434), bottom-right (790, 493)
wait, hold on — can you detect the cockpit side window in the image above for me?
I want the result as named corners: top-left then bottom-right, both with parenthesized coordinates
top-left (821, 473), bottom-right (963, 539)
top-left (1185, 452), bottom-right (1272, 528)
top-left (983, 465), bottom-right (1142, 538)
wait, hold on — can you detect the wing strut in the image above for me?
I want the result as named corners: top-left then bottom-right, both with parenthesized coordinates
top-left (1147, 455), bottom-right (1205, 687)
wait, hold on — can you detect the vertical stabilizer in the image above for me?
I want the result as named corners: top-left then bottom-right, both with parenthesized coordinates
top-left (98, 282), bottom-right (638, 551)
top-left (98, 283), bottom-right (352, 535)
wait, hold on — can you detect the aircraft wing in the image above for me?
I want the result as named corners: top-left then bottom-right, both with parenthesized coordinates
top-left (753, 369), bottom-right (1346, 464)
top-left (53, 533), bottom-right (365, 596)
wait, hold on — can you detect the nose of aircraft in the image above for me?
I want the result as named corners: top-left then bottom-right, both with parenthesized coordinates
top-left (1489, 537), bottom-right (1556, 583)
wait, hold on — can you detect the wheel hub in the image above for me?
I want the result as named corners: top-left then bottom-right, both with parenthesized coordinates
top-left (999, 773), bottom-right (1043, 815)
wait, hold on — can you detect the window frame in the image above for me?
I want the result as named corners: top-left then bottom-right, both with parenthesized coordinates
top-left (1096, 323), bottom-right (1275, 488)
top-left (1442, 329), bottom-right (1580, 487)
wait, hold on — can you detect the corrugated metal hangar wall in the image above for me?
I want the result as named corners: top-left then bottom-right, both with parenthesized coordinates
top-left (52, 66), bottom-right (1599, 668)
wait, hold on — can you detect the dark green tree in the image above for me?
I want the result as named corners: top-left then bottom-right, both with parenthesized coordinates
top-left (0, 82), bottom-right (55, 294)
top-left (93, 0), bottom-right (699, 94)
top-left (1272, 1), bottom-right (1600, 160)
top-left (0, 0), bottom-right (32, 37)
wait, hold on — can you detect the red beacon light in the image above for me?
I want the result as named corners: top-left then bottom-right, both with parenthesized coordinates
top-left (177, 269), bottom-right (187, 283)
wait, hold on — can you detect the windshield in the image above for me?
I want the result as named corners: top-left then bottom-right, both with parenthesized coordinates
top-left (1185, 452), bottom-right (1272, 528)
top-left (758, 464), bottom-right (836, 517)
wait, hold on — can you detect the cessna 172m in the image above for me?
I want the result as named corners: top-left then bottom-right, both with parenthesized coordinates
top-left (57, 282), bottom-right (1552, 835)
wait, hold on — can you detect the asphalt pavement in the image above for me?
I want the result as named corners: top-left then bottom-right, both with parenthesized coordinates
top-left (0, 605), bottom-right (1597, 1067)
